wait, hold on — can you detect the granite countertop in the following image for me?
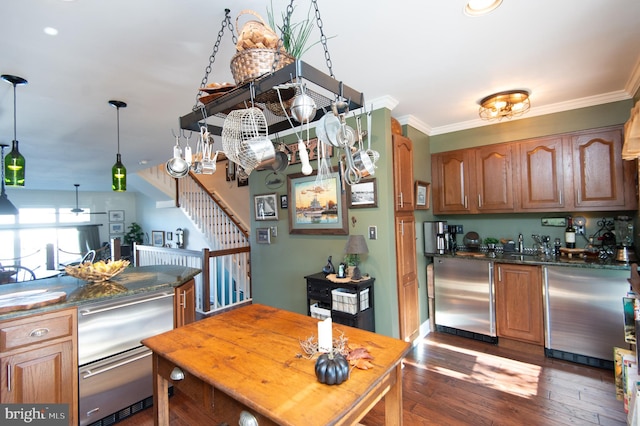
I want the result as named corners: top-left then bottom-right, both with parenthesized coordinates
top-left (434, 251), bottom-right (633, 271)
top-left (0, 265), bottom-right (201, 321)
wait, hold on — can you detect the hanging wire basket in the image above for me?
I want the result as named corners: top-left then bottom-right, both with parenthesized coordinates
top-left (222, 107), bottom-right (276, 174)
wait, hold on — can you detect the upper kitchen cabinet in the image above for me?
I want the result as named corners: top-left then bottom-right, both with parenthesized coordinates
top-left (569, 127), bottom-right (637, 211)
top-left (432, 149), bottom-right (473, 214)
top-left (432, 125), bottom-right (637, 215)
top-left (432, 145), bottom-right (514, 214)
top-left (474, 144), bottom-right (516, 212)
top-left (518, 135), bottom-right (567, 211)
top-left (393, 134), bottom-right (415, 212)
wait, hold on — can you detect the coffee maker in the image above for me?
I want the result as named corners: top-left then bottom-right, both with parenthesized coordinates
top-left (615, 216), bottom-right (637, 262)
top-left (424, 221), bottom-right (448, 255)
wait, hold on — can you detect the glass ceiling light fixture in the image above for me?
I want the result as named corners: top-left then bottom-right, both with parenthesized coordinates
top-left (464, 0), bottom-right (503, 16)
top-left (2, 74), bottom-right (28, 187)
top-left (0, 144), bottom-right (18, 215)
top-left (109, 100), bottom-right (127, 192)
top-left (478, 90), bottom-right (531, 121)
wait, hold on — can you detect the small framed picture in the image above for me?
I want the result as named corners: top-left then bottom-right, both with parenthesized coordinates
top-left (415, 180), bottom-right (431, 210)
top-left (152, 230), bottom-right (165, 247)
top-left (256, 228), bottom-right (271, 244)
top-left (109, 222), bottom-right (124, 234)
top-left (280, 194), bottom-right (288, 209)
top-left (109, 210), bottom-right (125, 222)
top-left (347, 178), bottom-right (378, 208)
top-left (254, 193), bottom-right (279, 221)
top-left (166, 232), bottom-right (173, 241)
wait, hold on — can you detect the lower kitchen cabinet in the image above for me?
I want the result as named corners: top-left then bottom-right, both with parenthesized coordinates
top-left (0, 308), bottom-right (78, 426)
top-left (495, 263), bottom-right (544, 345)
top-left (174, 278), bottom-right (195, 327)
top-left (305, 273), bottom-right (375, 332)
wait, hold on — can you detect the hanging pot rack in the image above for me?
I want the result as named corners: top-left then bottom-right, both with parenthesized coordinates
top-left (179, 4), bottom-right (365, 136)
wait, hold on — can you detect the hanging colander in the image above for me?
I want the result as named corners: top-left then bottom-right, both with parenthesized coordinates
top-left (222, 107), bottom-right (275, 174)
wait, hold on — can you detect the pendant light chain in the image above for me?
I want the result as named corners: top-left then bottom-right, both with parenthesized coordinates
top-left (116, 106), bottom-right (121, 155)
top-left (193, 9), bottom-right (237, 111)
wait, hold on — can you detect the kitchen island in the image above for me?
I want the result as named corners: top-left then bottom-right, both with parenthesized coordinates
top-left (143, 303), bottom-right (411, 426)
top-left (0, 264), bottom-right (201, 321)
top-left (0, 265), bottom-right (201, 426)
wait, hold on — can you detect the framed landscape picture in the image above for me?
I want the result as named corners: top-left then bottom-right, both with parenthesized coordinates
top-left (286, 168), bottom-right (348, 235)
top-left (152, 230), bottom-right (165, 247)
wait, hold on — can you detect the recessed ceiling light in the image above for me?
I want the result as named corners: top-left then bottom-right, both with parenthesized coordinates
top-left (464, 0), bottom-right (503, 17)
top-left (43, 27), bottom-right (59, 36)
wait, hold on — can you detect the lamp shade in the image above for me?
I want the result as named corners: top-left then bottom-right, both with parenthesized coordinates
top-left (343, 235), bottom-right (369, 255)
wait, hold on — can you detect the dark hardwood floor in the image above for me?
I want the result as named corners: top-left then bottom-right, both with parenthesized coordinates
top-left (116, 332), bottom-right (626, 425)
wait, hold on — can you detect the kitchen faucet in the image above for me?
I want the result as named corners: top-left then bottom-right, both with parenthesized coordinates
top-left (518, 234), bottom-right (524, 253)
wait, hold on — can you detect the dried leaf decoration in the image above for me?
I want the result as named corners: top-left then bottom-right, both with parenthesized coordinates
top-left (347, 347), bottom-right (374, 370)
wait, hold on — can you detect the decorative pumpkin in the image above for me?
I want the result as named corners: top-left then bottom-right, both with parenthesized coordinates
top-left (315, 352), bottom-right (350, 385)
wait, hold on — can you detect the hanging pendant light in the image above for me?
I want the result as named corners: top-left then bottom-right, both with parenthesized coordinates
top-left (109, 100), bottom-right (127, 192)
top-left (0, 144), bottom-right (18, 215)
top-left (2, 74), bottom-right (27, 187)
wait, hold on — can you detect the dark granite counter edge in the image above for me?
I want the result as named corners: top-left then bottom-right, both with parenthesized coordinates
top-left (0, 265), bottom-right (202, 322)
top-left (430, 253), bottom-right (633, 271)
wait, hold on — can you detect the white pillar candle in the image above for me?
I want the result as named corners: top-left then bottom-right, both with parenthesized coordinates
top-left (318, 317), bottom-right (332, 353)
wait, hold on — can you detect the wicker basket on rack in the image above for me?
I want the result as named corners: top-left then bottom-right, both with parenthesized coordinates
top-left (230, 49), bottom-right (294, 86)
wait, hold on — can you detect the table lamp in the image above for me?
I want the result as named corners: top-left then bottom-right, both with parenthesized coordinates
top-left (343, 235), bottom-right (369, 280)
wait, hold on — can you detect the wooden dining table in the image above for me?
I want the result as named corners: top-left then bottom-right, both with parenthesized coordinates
top-left (142, 303), bottom-right (411, 426)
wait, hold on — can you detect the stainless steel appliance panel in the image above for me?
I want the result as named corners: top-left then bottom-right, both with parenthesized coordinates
top-left (433, 257), bottom-right (496, 337)
top-left (544, 266), bottom-right (629, 361)
top-left (78, 291), bottom-right (174, 365)
top-left (424, 221), bottom-right (447, 255)
top-left (79, 346), bottom-right (152, 426)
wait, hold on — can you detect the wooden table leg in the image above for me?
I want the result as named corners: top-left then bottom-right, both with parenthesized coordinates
top-left (385, 362), bottom-right (403, 425)
top-left (152, 353), bottom-right (170, 426)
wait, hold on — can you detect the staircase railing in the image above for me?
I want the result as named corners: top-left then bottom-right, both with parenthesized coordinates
top-left (132, 243), bottom-right (251, 314)
top-left (177, 172), bottom-right (249, 250)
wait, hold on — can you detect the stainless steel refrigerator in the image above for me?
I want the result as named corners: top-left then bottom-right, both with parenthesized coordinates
top-left (433, 257), bottom-right (496, 340)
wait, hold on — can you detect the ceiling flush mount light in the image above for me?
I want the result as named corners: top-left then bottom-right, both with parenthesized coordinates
top-left (464, 0), bottom-right (503, 16)
top-left (0, 144), bottom-right (18, 215)
top-left (109, 100), bottom-right (127, 192)
top-left (478, 90), bottom-right (531, 121)
top-left (2, 74), bottom-right (27, 187)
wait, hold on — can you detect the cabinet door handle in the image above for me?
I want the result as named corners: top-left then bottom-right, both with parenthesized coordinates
top-left (180, 291), bottom-right (186, 309)
top-left (464, 196), bottom-right (468, 209)
top-left (7, 364), bottom-right (11, 392)
top-left (398, 192), bottom-right (404, 208)
top-left (559, 190), bottom-right (562, 205)
top-left (478, 194), bottom-right (482, 208)
top-left (29, 328), bottom-right (49, 338)
top-left (497, 266), bottom-right (502, 282)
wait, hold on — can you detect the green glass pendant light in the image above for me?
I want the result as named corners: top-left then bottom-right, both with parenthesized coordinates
top-left (109, 100), bottom-right (127, 192)
top-left (2, 74), bottom-right (27, 187)
top-left (0, 144), bottom-right (18, 215)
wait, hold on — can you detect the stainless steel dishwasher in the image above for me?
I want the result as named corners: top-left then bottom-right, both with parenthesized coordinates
top-left (433, 257), bottom-right (497, 342)
top-left (544, 265), bottom-right (630, 368)
top-left (78, 290), bottom-right (175, 426)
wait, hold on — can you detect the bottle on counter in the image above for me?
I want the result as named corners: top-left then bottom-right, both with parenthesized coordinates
top-left (565, 216), bottom-right (576, 248)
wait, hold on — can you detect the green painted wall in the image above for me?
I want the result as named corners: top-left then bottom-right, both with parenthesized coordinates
top-left (250, 108), bottom-right (405, 338)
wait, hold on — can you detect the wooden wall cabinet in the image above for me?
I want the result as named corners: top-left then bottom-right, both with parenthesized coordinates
top-left (393, 134), bottom-right (415, 212)
top-left (432, 144), bottom-right (515, 213)
top-left (174, 278), bottom-right (196, 328)
top-left (0, 308), bottom-right (78, 426)
top-left (495, 264), bottom-right (543, 345)
top-left (432, 125), bottom-right (637, 214)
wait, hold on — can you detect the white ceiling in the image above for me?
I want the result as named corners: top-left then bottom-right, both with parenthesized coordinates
top-left (1, 0), bottom-right (639, 192)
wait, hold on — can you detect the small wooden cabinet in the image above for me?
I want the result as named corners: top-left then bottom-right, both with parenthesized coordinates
top-left (174, 278), bottom-right (196, 328)
top-left (0, 308), bottom-right (78, 426)
top-left (305, 273), bottom-right (375, 332)
top-left (474, 144), bottom-right (516, 212)
top-left (432, 149), bottom-right (473, 214)
top-left (495, 264), bottom-right (543, 345)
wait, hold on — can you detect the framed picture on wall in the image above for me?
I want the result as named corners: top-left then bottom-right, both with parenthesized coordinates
top-left (415, 180), bottom-right (430, 210)
top-left (109, 210), bottom-right (125, 222)
top-left (109, 223), bottom-right (124, 234)
top-left (254, 193), bottom-right (279, 221)
top-left (152, 230), bottom-right (165, 247)
top-left (286, 168), bottom-right (348, 235)
top-left (346, 178), bottom-right (377, 208)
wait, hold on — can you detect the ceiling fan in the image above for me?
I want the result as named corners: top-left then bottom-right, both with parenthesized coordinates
top-left (71, 184), bottom-right (106, 215)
